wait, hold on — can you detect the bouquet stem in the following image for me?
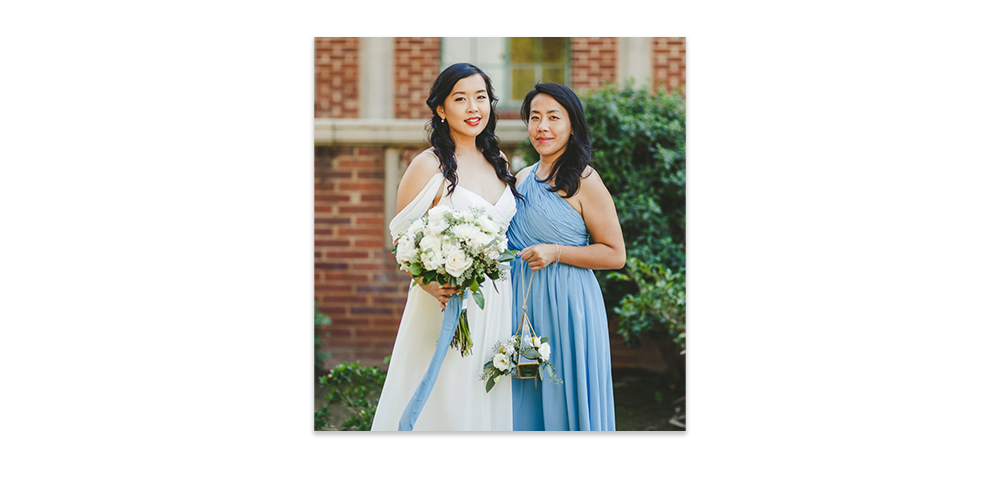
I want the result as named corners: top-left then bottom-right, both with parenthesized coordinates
top-left (450, 309), bottom-right (473, 356)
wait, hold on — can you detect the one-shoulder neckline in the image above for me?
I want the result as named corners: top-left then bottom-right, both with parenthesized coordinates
top-left (525, 163), bottom-right (585, 224)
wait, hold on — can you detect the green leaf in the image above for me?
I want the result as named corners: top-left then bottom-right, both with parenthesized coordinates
top-left (470, 277), bottom-right (479, 292)
top-left (409, 263), bottom-right (423, 276)
top-left (485, 375), bottom-right (496, 393)
top-left (472, 290), bottom-right (485, 310)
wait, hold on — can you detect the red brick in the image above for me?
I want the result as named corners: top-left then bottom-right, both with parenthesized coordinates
top-left (359, 194), bottom-right (383, 202)
top-left (315, 262), bottom-right (348, 269)
top-left (351, 306), bottom-right (394, 315)
top-left (339, 182), bottom-right (383, 191)
top-left (323, 295), bottom-right (368, 303)
top-left (337, 205), bottom-right (383, 213)
top-left (316, 194), bottom-right (352, 202)
top-left (339, 160), bottom-right (380, 169)
top-left (356, 217), bottom-right (384, 225)
top-left (315, 217), bottom-right (351, 225)
top-left (325, 251), bottom-right (370, 259)
top-left (337, 227), bottom-right (382, 236)
top-left (356, 285), bottom-right (400, 293)
top-left (316, 284), bottom-right (353, 292)
top-left (328, 273), bottom-right (368, 282)
top-left (313, 170), bottom-right (354, 179)
top-left (315, 240), bottom-right (350, 247)
top-left (355, 239), bottom-right (386, 248)
top-left (315, 206), bottom-right (332, 213)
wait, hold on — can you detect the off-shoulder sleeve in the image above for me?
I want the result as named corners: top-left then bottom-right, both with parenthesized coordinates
top-left (389, 173), bottom-right (446, 237)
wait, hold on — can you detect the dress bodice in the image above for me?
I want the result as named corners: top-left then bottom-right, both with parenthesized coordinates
top-left (389, 173), bottom-right (516, 237)
top-left (507, 163), bottom-right (589, 250)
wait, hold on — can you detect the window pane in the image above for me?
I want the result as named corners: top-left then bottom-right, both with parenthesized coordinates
top-left (541, 68), bottom-right (565, 85)
top-left (541, 37), bottom-right (567, 63)
top-left (510, 38), bottom-right (536, 63)
top-left (441, 37), bottom-right (475, 66)
top-left (511, 68), bottom-right (537, 102)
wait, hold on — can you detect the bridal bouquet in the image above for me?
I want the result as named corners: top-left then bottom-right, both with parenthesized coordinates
top-left (480, 335), bottom-right (561, 393)
top-left (393, 205), bottom-right (517, 356)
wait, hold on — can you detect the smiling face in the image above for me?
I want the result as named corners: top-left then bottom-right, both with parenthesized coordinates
top-left (436, 73), bottom-right (492, 140)
top-left (527, 93), bottom-right (573, 164)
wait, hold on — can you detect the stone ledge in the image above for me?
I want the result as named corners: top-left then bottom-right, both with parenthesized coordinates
top-left (314, 118), bottom-right (528, 146)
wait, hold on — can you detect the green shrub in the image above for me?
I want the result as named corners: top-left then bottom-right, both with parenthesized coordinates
top-left (315, 301), bottom-right (331, 373)
top-left (583, 81), bottom-right (685, 283)
top-left (314, 359), bottom-right (388, 431)
top-left (609, 257), bottom-right (686, 351)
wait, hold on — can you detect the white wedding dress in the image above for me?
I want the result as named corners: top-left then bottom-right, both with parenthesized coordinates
top-left (371, 172), bottom-right (516, 431)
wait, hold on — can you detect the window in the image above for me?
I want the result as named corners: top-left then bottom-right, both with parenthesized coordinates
top-left (441, 38), bottom-right (571, 108)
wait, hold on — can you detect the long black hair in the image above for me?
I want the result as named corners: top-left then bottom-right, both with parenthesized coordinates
top-left (520, 82), bottom-right (592, 198)
top-left (426, 63), bottom-right (521, 200)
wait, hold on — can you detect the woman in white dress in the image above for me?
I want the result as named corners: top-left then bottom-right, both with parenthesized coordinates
top-left (371, 63), bottom-right (521, 431)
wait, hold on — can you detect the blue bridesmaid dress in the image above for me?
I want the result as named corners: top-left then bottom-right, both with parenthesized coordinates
top-left (508, 163), bottom-right (616, 431)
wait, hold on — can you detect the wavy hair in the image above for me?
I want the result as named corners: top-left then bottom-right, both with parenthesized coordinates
top-left (426, 63), bottom-right (521, 201)
top-left (520, 82), bottom-right (592, 198)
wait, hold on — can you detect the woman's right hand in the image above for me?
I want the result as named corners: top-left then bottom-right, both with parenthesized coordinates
top-left (419, 280), bottom-right (459, 311)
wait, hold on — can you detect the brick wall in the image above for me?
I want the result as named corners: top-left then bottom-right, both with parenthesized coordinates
top-left (315, 146), bottom-right (417, 369)
top-left (571, 37), bottom-right (617, 92)
top-left (395, 37), bottom-right (441, 119)
top-left (315, 37), bottom-right (359, 118)
top-left (652, 37), bottom-right (686, 94)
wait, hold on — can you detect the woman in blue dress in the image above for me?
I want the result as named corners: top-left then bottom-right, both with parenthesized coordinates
top-left (508, 83), bottom-right (626, 431)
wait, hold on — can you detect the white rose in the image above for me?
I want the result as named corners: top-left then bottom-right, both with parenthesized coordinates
top-left (419, 236), bottom-right (445, 270)
top-left (444, 248), bottom-right (473, 277)
top-left (538, 343), bottom-right (551, 362)
top-left (452, 223), bottom-right (480, 242)
top-left (487, 247), bottom-right (500, 261)
top-left (424, 206), bottom-right (449, 234)
top-left (419, 234), bottom-right (442, 253)
top-left (395, 236), bottom-right (418, 263)
top-left (427, 205), bottom-right (448, 223)
top-left (441, 240), bottom-right (461, 257)
top-left (470, 232), bottom-right (493, 252)
top-left (493, 354), bottom-right (510, 372)
top-left (477, 215), bottom-right (500, 234)
top-left (405, 219), bottom-right (425, 236)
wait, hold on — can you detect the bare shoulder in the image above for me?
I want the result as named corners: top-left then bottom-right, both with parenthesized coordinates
top-left (515, 165), bottom-right (534, 186)
top-left (399, 149), bottom-right (442, 187)
top-left (576, 166), bottom-right (614, 206)
top-left (580, 166), bottom-right (608, 189)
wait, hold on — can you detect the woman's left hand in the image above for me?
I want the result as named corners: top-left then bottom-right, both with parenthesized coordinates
top-left (518, 244), bottom-right (561, 271)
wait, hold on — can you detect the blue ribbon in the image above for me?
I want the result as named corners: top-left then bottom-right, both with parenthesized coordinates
top-left (398, 290), bottom-right (466, 431)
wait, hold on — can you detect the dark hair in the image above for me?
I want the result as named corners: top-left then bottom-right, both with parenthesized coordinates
top-left (520, 82), bottom-right (592, 198)
top-left (426, 63), bottom-right (521, 201)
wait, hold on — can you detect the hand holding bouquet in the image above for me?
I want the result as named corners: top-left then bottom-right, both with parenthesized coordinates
top-left (393, 205), bottom-right (517, 356)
